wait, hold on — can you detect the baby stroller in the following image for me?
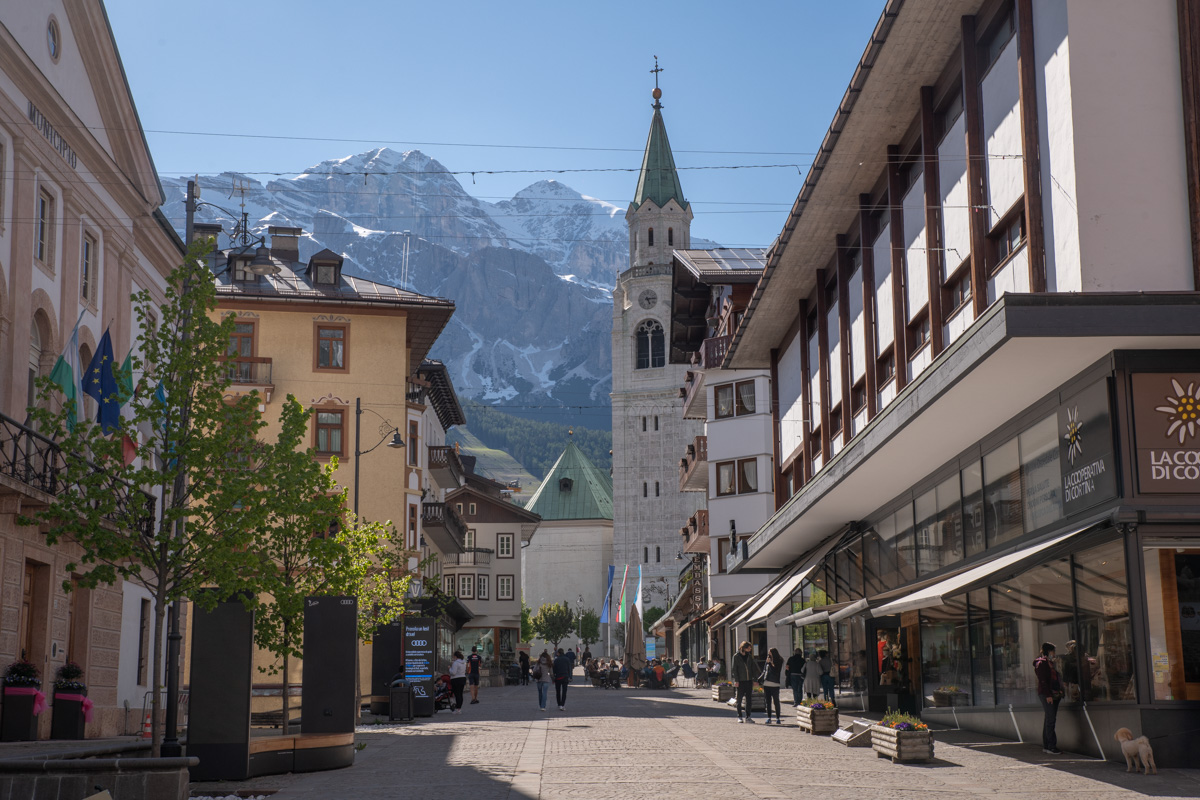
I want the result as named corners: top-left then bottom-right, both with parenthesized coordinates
top-left (433, 674), bottom-right (454, 712)
top-left (606, 667), bottom-right (622, 689)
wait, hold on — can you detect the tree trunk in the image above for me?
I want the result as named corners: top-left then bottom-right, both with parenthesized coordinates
top-left (150, 586), bottom-right (166, 758)
top-left (281, 621), bottom-right (290, 736)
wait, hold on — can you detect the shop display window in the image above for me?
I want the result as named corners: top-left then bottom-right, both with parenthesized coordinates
top-left (1072, 539), bottom-right (1134, 702)
top-left (962, 461), bottom-right (986, 557)
top-left (1019, 415), bottom-right (1063, 533)
top-left (991, 557), bottom-right (1073, 706)
top-left (968, 589), bottom-right (994, 706)
top-left (984, 438), bottom-right (1023, 547)
top-left (1143, 540), bottom-right (1200, 701)
top-left (920, 597), bottom-right (972, 707)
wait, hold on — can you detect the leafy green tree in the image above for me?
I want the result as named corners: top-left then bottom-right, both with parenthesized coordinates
top-left (247, 396), bottom-right (391, 733)
top-left (642, 606), bottom-right (666, 634)
top-left (520, 597), bottom-right (535, 642)
top-left (22, 241), bottom-right (266, 755)
top-left (531, 601), bottom-right (575, 650)
top-left (576, 609), bottom-right (601, 649)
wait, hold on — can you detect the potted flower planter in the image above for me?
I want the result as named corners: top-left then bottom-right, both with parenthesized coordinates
top-left (796, 702), bottom-right (839, 735)
top-left (50, 687), bottom-right (88, 740)
top-left (712, 684), bottom-right (735, 702)
top-left (871, 724), bottom-right (934, 763)
top-left (1, 660), bottom-right (45, 742)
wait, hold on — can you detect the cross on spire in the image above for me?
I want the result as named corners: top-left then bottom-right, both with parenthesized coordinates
top-left (651, 56), bottom-right (663, 89)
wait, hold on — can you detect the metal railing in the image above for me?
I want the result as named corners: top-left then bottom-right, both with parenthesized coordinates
top-left (223, 356), bottom-right (273, 386)
top-left (0, 411), bottom-right (155, 537)
top-left (427, 445), bottom-right (465, 487)
top-left (421, 502), bottom-right (467, 550)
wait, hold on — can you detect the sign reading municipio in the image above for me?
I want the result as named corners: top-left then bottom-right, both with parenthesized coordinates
top-left (403, 617), bottom-right (436, 699)
top-left (1133, 373), bottom-right (1200, 493)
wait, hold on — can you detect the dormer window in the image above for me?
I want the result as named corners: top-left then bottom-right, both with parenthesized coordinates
top-left (307, 248), bottom-right (344, 286)
top-left (232, 256), bottom-right (255, 282)
top-left (316, 264), bottom-right (336, 285)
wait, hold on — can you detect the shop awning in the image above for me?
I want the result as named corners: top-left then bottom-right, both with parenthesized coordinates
top-left (696, 602), bottom-right (731, 625)
top-left (782, 601), bottom-right (852, 627)
top-left (651, 588), bottom-right (695, 634)
top-left (732, 537), bottom-right (840, 628)
top-left (828, 598), bottom-right (872, 623)
top-left (871, 523), bottom-right (1100, 617)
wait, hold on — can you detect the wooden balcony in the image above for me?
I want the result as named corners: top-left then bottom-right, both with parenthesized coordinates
top-left (681, 509), bottom-right (710, 554)
top-left (699, 334), bottom-right (732, 370)
top-left (427, 445), bottom-right (465, 490)
top-left (443, 547), bottom-right (493, 567)
top-left (0, 411), bottom-right (155, 537)
top-left (222, 356), bottom-right (275, 402)
top-left (678, 435), bottom-right (708, 492)
top-left (421, 501), bottom-right (466, 554)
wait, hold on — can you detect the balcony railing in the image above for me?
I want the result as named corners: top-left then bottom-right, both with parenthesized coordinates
top-left (407, 381), bottom-right (428, 405)
top-left (443, 547), bottom-right (493, 567)
top-left (678, 435), bottom-right (708, 492)
top-left (222, 357), bottom-right (274, 401)
top-left (699, 334), bottom-right (732, 370)
top-left (421, 501), bottom-right (467, 554)
top-left (427, 445), bottom-right (465, 490)
top-left (0, 411), bottom-right (155, 538)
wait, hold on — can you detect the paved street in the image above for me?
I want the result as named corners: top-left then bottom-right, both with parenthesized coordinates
top-left (192, 677), bottom-right (1200, 800)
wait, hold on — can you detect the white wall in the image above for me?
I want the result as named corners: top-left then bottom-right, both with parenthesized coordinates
top-left (939, 116), bottom-right (971, 275)
top-left (1035, 0), bottom-right (1079, 292)
top-left (1066, 0), bottom-right (1194, 291)
top-left (902, 181), bottom-right (928, 318)
top-left (116, 583), bottom-right (164, 726)
top-left (848, 265), bottom-right (866, 384)
top-left (777, 336), bottom-right (805, 463)
top-left (982, 36), bottom-right (1025, 226)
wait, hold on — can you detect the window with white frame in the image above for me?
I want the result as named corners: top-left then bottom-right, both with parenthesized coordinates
top-left (458, 573), bottom-right (475, 599)
top-left (477, 575), bottom-right (489, 600)
top-left (497, 533), bottom-right (514, 558)
top-left (443, 575), bottom-right (456, 596)
top-left (81, 233), bottom-right (97, 304)
top-left (465, 528), bottom-right (476, 549)
top-left (36, 188), bottom-right (55, 268)
top-left (497, 575), bottom-right (514, 600)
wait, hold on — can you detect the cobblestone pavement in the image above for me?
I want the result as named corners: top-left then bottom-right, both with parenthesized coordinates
top-left (194, 679), bottom-right (1200, 800)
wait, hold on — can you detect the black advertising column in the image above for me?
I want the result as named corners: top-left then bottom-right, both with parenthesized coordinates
top-left (187, 595), bottom-right (254, 781)
top-left (404, 617), bottom-right (437, 716)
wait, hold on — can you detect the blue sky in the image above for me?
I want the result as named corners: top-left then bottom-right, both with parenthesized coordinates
top-left (106, 1), bottom-right (884, 248)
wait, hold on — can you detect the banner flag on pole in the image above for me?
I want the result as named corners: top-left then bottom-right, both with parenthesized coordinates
top-left (599, 565), bottom-right (615, 624)
top-left (83, 328), bottom-right (119, 433)
top-left (636, 565), bottom-right (644, 618)
top-left (48, 310), bottom-right (86, 430)
top-left (616, 566), bottom-right (630, 624)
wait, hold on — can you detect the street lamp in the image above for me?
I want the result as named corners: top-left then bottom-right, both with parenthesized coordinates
top-left (353, 397), bottom-right (405, 520)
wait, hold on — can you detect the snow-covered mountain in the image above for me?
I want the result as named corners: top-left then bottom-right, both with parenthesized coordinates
top-left (159, 148), bottom-right (644, 427)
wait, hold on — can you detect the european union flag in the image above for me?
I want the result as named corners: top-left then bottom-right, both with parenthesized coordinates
top-left (83, 329), bottom-right (120, 433)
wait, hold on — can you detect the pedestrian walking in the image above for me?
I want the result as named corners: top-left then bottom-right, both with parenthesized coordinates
top-left (803, 652), bottom-right (821, 699)
top-left (761, 648), bottom-right (784, 724)
top-left (466, 646), bottom-right (483, 704)
top-left (818, 650), bottom-right (835, 702)
top-left (1034, 642), bottom-right (1065, 754)
top-left (785, 647), bottom-right (805, 707)
top-left (533, 651), bottom-right (553, 711)
top-left (732, 641), bottom-right (760, 724)
top-left (519, 650), bottom-right (531, 686)
top-left (448, 651), bottom-right (467, 714)
top-left (553, 648), bottom-right (573, 710)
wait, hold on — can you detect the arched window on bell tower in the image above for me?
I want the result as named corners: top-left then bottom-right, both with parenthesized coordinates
top-left (635, 320), bottom-right (665, 369)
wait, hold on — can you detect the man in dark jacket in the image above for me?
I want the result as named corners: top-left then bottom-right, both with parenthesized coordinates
top-left (553, 648), bottom-right (573, 711)
top-left (785, 647), bottom-right (805, 707)
top-left (1034, 642), bottom-right (1065, 754)
top-left (731, 641), bottom-right (760, 723)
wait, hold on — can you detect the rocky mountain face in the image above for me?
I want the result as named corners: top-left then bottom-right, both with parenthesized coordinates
top-left (160, 148), bottom-right (630, 427)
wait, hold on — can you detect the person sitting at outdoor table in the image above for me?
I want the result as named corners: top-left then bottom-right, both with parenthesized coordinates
top-left (653, 660), bottom-right (666, 688)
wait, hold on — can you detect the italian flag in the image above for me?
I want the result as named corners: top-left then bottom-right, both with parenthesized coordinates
top-left (616, 566), bottom-right (630, 624)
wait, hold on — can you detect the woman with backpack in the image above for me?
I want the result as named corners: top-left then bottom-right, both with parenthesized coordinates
top-left (532, 651), bottom-right (553, 711)
top-left (761, 648), bottom-right (784, 724)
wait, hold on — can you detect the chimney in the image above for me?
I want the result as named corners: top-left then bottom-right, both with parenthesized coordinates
top-left (191, 222), bottom-right (222, 247)
top-left (268, 226), bottom-right (303, 262)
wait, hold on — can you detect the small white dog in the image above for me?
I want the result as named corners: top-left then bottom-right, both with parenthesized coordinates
top-left (1114, 727), bottom-right (1157, 774)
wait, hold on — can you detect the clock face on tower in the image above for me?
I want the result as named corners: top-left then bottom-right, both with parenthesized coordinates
top-left (638, 289), bottom-right (658, 310)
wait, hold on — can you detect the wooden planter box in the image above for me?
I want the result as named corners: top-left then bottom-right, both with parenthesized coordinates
top-left (796, 705), bottom-right (839, 735)
top-left (931, 691), bottom-right (969, 707)
top-left (871, 724), bottom-right (934, 763)
top-left (1, 686), bottom-right (40, 742)
top-left (50, 688), bottom-right (87, 740)
top-left (711, 685), bottom-right (734, 702)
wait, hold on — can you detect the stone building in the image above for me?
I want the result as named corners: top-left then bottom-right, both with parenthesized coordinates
top-left (523, 440), bottom-right (614, 655)
top-left (611, 86), bottom-right (705, 611)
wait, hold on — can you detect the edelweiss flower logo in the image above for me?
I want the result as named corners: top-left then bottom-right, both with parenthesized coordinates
top-left (1063, 407), bottom-right (1083, 465)
top-left (1155, 378), bottom-right (1200, 444)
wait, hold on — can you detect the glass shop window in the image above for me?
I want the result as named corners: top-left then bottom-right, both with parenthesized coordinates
top-left (991, 556), bottom-right (1073, 706)
top-left (1019, 415), bottom-right (1063, 533)
top-left (920, 597), bottom-right (972, 707)
top-left (1143, 540), bottom-right (1200, 702)
top-left (1072, 539), bottom-right (1134, 703)
top-left (984, 438), bottom-right (1023, 547)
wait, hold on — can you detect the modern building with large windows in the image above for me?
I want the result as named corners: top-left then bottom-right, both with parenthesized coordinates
top-left (723, 0), bottom-right (1200, 764)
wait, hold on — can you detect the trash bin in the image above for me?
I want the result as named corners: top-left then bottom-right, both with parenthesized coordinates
top-left (389, 681), bottom-right (414, 722)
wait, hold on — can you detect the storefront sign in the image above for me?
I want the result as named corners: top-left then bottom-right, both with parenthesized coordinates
top-left (1132, 373), bottom-right (1200, 493)
top-left (403, 617), bottom-right (436, 697)
top-left (1058, 378), bottom-right (1118, 514)
top-left (691, 554), bottom-right (704, 608)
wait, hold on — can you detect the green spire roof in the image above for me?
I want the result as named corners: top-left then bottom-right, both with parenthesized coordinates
top-left (632, 101), bottom-right (688, 211)
top-left (525, 441), bottom-right (613, 521)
